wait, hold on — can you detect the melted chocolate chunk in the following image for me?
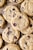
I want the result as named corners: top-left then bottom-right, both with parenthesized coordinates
top-left (8, 27), bottom-right (10, 29)
top-left (6, 48), bottom-right (8, 50)
top-left (28, 36), bottom-right (30, 38)
top-left (13, 0), bottom-right (16, 2)
top-left (25, 42), bottom-right (27, 45)
top-left (30, 24), bottom-right (32, 27)
top-left (14, 36), bottom-right (17, 39)
top-left (19, 16), bottom-right (22, 19)
top-left (13, 23), bottom-right (17, 26)
top-left (12, 8), bottom-right (15, 10)
top-left (7, 31), bottom-right (12, 35)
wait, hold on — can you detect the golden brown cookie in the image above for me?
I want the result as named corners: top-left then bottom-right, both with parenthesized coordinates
top-left (3, 5), bottom-right (19, 23)
top-left (11, 12), bottom-right (29, 31)
top-left (2, 24), bottom-right (20, 43)
top-left (19, 34), bottom-right (33, 50)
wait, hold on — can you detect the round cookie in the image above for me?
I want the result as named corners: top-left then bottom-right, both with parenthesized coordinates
top-left (9, 0), bottom-right (23, 5)
top-left (0, 0), bottom-right (5, 7)
top-left (20, 0), bottom-right (33, 16)
top-left (11, 12), bottom-right (29, 31)
top-left (19, 34), bottom-right (33, 50)
top-left (0, 35), bottom-right (3, 48)
top-left (2, 44), bottom-right (20, 50)
top-left (3, 5), bottom-right (19, 23)
top-left (2, 24), bottom-right (20, 43)
top-left (0, 15), bottom-right (5, 28)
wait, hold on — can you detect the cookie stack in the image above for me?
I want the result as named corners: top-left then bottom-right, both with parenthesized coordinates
top-left (0, 0), bottom-right (33, 50)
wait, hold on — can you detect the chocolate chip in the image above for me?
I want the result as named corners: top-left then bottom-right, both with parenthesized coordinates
top-left (8, 27), bottom-right (10, 29)
top-left (13, 23), bottom-right (17, 26)
top-left (13, 12), bottom-right (16, 17)
top-left (14, 36), bottom-right (17, 39)
top-left (12, 8), bottom-right (15, 10)
top-left (25, 42), bottom-right (27, 45)
top-left (6, 48), bottom-right (8, 50)
top-left (28, 36), bottom-right (30, 38)
top-left (13, 0), bottom-right (16, 2)
top-left (19, 16), bottom-right (22, 19)
top-left (7, 31), bottom-right (12, 35)
top-left (30, 24), bottom-right (32, 27)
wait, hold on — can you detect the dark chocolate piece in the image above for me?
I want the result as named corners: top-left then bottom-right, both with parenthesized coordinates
top-left (13, 23), bottom-right (17, 26)
top-left (14, 36), bottom-right (17, 39)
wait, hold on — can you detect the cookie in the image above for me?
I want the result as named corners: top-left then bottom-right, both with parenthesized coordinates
top-left (2, 24), bottom-right (20, 43)
top-left (20, 1), bottom-right (28, 14)
top-left (21, 17), bottom-right (33, 34)
top-left (19, 34), bottom-right (33, 50)
top-left (9, 0), bottom-right (23, 5)
top-left (20, 0), bottom-right (33, 16)
top-left (0, 0), bottom-right (5, 7)
top-left (0, 35), bottom-right (3, 48)
top-left (2, 44), bottom-right (20, 50)
top-left (11, 12), bottom-right (29, 31)
top-left (21, 18), bottom-right (33, 34)
top-left (0, 15), bottom-right (5, 28)
top-left (3, 5), bottom-right (19, 23)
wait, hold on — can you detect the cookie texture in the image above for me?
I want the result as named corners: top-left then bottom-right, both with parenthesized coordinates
top-left (2, 24), bottom-right (20, 43)
top-left (3, 5), bottom-right (19, 23)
